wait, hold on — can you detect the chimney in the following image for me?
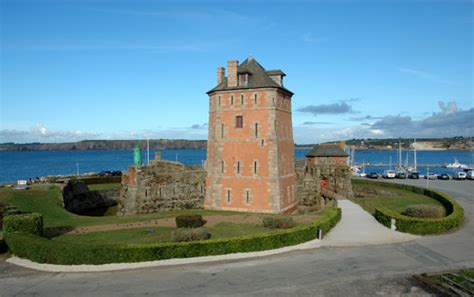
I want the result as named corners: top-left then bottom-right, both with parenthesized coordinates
top-left (217, 66), bottom-right (225, 85)
top-left (227, 60), bottom-right (238, 87)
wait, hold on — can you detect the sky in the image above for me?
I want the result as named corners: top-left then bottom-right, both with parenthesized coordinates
top-left (1, 0), bottom-right (473, 144)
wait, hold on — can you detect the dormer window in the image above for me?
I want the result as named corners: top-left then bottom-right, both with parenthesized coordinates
top-left (239, 73), bottom-right (248, 86)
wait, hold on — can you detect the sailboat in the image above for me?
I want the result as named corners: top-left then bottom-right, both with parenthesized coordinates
top-left (446, 158), bottom-right (468, 169)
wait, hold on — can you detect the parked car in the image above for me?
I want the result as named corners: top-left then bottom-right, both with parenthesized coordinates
top-left (425, 173), bottom-right (437, 180)
top-left (466, 170), bottom-right (474, 180)
top-left (367, 172), bottom-right (379, 179)
top-left (453, 172), bottom-right (467, 180)
top-left (111, 171), bottom-right (122, 176)
top-left (408, 172), bottom-right (420, 179)
top-left (98, 171), bottom-right (112, 177)
top-left (395, 171), bottom-right (407, 179)
top-left (437, 173), bottom-right (450, 180)
top-left (382, 170), bottom-right (396, 179)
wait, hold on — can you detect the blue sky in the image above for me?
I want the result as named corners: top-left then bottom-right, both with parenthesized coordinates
top-left (1, 0), bottom-right (472, 144)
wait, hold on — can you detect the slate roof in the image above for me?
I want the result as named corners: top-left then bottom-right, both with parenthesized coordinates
top-left (207, 57), bottom-right (293, 95)
top-left (306, 144), bottom-right (349, 158)
top-left (266, 69), bottom-right (286, 77)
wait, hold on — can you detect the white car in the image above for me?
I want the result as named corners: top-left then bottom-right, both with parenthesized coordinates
top-left (382, 170), bottom-right (396, 179)
top-left (454, 172), bottom-right (467, 180)
top-left (466, 170), bottom-right (474, 180)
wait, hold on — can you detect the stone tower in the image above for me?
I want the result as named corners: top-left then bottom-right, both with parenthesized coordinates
top-left (205, 57), bottom-right (296, 214)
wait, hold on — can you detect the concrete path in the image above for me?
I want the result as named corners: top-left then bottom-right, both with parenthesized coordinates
top-left (322, 200), bottom-right (418, 247)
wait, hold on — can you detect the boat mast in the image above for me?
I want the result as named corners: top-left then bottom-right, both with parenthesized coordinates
top-left (398, 137), bottom-right (402, 169)
top-left (414, 138), bottom-right (417, 171)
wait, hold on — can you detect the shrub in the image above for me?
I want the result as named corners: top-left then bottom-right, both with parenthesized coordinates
top-left (4, 207), bottom-right (341, 265)
top-left (3, 213), bottom-right (43, 235)
top-left (171, 227), bottom-right (211, 242)
top-left (175, 215), bottom-right (207, 228)
top-left (263, 215), bottom-right (296, 229)
top-left (402, 204), bottom-right (445, 218)
top-left (354, 179), bottom-right (465, 234)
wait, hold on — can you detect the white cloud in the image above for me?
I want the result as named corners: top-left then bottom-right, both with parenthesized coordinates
top-left (396, 66), bottom-right (455, 85)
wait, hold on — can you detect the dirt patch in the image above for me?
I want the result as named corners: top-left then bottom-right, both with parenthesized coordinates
top-left (63, 212), bottom-right (322, 235)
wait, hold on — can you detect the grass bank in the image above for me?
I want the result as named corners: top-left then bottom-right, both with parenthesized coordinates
top-left (0, 185), bottom-right (239, 229)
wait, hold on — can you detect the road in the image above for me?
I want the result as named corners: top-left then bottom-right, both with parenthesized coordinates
top-left (1, 179), bottom-right (473, 296)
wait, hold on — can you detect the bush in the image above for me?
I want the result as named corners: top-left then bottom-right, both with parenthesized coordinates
top-left (175, 215), bottom-right (207, 228)
top-left (171, 227), bottom-right (211, 242)
top-left (5, 207), bottom-right (341, 265)
top-left (354, 179), bottom-right (464, 234)
top-left (263, 215), bottom-right (296, 229)
top-left (402, 204), bottom-right (445, 218)
top-left (3, 213), bottom-right (43, 235)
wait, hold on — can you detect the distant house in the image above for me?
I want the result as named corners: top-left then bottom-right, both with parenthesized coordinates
top-left (306, 143), bottom-right (349, 166)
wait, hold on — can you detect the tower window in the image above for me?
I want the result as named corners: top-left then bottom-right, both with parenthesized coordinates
top-left (236, 116), bottom-right (243, 128)
top-left (255, 123), bottom-right (259, 138)
top-left (254, 161), bottom-right (258, 174)
top-left (254, 94), bottom-right (258, 105)
top-left (239, 74), bottom-right (248, 86)
top-left (227, 190), bottom-right (231, 203)
top-left (221, 124), bottom-right (224, 138)
top-left (246, 190), bottom-right (250, 204)
top-left (221, 161), bottom-right (225, 173)
top-left (272, 98), bottom-right (275, 106)
top-left (230, 95), bottom-right (234, 105)
top-left (218, 96), bottom-right (221, 106)
top-left (240, 94), bottom-right (244, 105)
top-left (261, 139), bottom-right (265, 146)
top-left (237, 161), bottom-right (241, 174)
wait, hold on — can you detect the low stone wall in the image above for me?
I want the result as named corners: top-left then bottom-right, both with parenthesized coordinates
top-left (295, 159), bottom-right (353, 213)
top-left (62, 180), bottom-right (119, 214)
top-left (118, 156), bottom-right (352, 216)
top-left (117, 160), bottom-right (206, 215)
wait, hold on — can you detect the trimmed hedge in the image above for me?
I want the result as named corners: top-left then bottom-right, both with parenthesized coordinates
top-left (262, 215), bottom-right (296, 229)
top-left (175, 215), bottom-right (207, 228)
top-left (402, 204), bottom-right (445, 219)
top-left (171, 227), bottom-right (211, 242)
top-left (352, 179), bottom-right (464, 235)
top-left (5, 207), bottom-right (341, 265)
top-left (3, 213), bottom-right (44, 236)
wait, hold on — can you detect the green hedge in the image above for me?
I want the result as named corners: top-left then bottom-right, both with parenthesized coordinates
top-left (352, 179), bottom-right (464, 234)
top-left (5, 207), bottom-right (341, 265)
top-left (3, 213), bottom-right (44, 236)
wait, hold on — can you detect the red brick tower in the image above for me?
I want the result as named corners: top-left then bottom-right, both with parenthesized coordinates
top-left (205, 57), bottom-right (296, 214)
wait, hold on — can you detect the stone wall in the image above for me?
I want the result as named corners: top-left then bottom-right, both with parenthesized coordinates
top-left (62, 180), bottom-right (118, 214)
top-left (118, 154), bottom-right (352, 216)
top-left (295, 159), bottom-right (353, 213)
top-left (118, 157), bottom-right (206, 215)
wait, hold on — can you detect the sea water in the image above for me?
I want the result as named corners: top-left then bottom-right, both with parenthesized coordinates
top-left (0, 149), bottom-right (472, 183)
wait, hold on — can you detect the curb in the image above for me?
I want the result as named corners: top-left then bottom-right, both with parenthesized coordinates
top-left (6, 238), bottom-right (324, 272)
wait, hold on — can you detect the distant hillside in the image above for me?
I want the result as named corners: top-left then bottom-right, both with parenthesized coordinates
top-left (0, 139), bottom-right (207, 151)
top-left (342, 137), bottom-right (472, 150)
top-left (0, 137), bottom-right (471, 151)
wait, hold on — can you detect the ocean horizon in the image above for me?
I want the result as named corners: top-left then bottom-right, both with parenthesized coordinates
top-left (0, 149), bottom-right (472, 183)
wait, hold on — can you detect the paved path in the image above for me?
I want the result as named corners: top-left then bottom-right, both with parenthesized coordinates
top-left (1, 179), bottom-right (473, 296)
top-left (323, 200), bottom-right (418, 247)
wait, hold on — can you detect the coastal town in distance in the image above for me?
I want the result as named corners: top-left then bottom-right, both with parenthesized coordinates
top-left (1, 1), bottom-right (473, 296)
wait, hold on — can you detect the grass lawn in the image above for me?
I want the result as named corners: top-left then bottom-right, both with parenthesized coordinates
top-left (52, 222), bottom-right (280, 245)
top-left (88, 183), bottom-right (122, 191)
top-left (0, 185), bottom-right (243, 229)
top-left (351, 183), bottom-right (445, 215)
